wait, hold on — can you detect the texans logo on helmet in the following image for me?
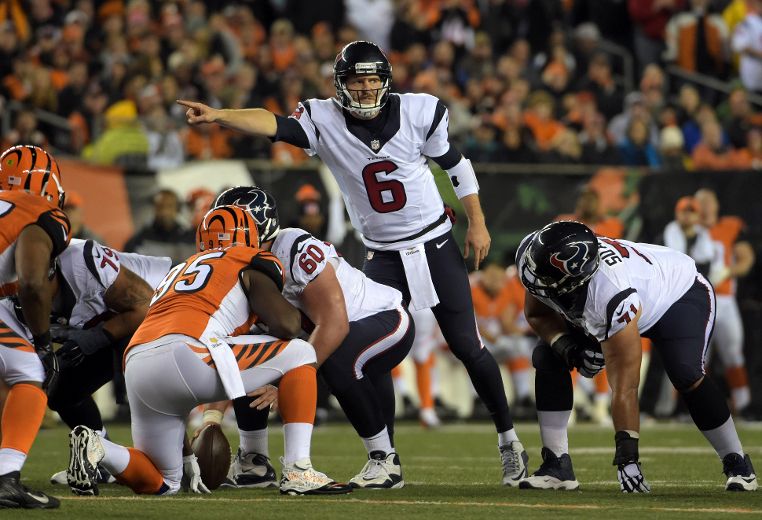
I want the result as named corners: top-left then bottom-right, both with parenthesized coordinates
top-left (549, 242), bottom-right (591, 276)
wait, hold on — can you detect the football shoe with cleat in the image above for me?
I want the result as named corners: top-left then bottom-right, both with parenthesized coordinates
top-left (0, 471), bottom-right (59, 509)
top-left (349, 451), bottom-right (404, 489)
top-left (280, 458), bottom-right (352, 495)
top-left (519, 447), bottom-right (579, 490)
top-left (500, 441), bottom-right (529, 486)
top-left (221, 449), bottom-right (278, 489)
top-left (67, 425), bottom-right (105, 496)
top-left (724, 453), bottom-right (758, 491)
top-left (50, 465), bottom-right (116, 485)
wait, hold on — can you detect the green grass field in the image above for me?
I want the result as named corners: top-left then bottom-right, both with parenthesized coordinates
top-left (9, 421), bottom-right (762, 519)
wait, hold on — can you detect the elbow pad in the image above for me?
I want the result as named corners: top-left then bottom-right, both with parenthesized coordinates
top-left (446, 157), bottom-right (479, 199)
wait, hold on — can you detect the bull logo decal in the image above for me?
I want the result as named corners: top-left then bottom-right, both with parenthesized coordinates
top-left (549, 243), bottom-right (590, 276)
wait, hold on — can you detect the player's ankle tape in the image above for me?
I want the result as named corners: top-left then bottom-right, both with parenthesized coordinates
top-left (613, 430), bottom-right (639, 465)
top-left (681, 377), bottom-right (731, 431)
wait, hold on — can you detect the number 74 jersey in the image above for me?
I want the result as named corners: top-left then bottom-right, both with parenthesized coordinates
top-left (530, 237), bottom-right (700, 342)
top-left (290, 93), bottom-right (453, 248)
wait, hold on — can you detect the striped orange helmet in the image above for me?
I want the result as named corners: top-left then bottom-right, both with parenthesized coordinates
top-left (0, 145), bottom-right (62, 183)
top-left (197, 205), bottom-right (261, 252)
top-left (2, 168), bottom-right (65, 208)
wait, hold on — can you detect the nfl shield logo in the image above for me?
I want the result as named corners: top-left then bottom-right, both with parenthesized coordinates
top-left (371, 139), bottom-right (380, 151)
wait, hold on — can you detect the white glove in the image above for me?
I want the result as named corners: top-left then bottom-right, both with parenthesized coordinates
top-left (181, 454), bottom-right (211, 494)
top-left (617, 462), bottom-right (651, 493)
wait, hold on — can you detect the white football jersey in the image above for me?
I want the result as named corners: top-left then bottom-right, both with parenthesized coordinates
top-left (54, 239), bottom-right (172, 329)
top-left (525, 237), bottom-right (699, 342)
top-left (270, 228), bottom-right (402, 322)
top-left (290, 93), bottom-right (453, 250)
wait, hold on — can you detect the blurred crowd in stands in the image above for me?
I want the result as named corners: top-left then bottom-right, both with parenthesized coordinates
top-left (3, 0), bottom-right (762, 171)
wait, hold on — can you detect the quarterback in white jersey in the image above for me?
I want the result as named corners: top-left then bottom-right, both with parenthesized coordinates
top-left (517, 221), bottom-right (757, 493)
top-left (212, 187), bottom-right (414, 490)
top-left (179, 40), bottom-right (527, 486)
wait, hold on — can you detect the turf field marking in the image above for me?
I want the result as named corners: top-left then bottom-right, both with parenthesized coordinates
top-left (57, 496), bottom-right (761, 514)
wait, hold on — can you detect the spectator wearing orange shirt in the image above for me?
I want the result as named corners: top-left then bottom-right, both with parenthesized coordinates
top-left (523, 91), bottom-right (565, 152)
top-left (695, 189), bottom-right (757, 418)
top-left (691, 120), bottom-right (751, 170)
top-left (470, 259), bottom-right (535, 420)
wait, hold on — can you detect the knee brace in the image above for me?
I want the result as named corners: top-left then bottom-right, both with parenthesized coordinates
top-left (532, 342), bottom-right (568, 372)
top-left (533, 342), bottom-right (573, 412)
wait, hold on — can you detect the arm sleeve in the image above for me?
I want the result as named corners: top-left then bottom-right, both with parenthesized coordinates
top-left (288, 237), bottom-right (334, 294)
top-left (273, 101), bottom-right (319, 155)
top-left (82, 240), bottom-right (122, 289)
top-left (35, 208), bottom-right (71, 257)
top-left (247, 251), bottom-right (286, 291)
top-left (602, 289), bottom-right (641, 341)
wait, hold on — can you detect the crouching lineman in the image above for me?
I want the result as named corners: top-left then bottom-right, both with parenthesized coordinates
top-left (516, 221), bottom-right (757, 492)
top-left (66, 206), bottom-right (351, 496)
top-left (0, 145), bottom-right (71, 509)
top-left (38, 237), bottom-right (171, 484)
top-left (208, 187), bottom-right (414, 489)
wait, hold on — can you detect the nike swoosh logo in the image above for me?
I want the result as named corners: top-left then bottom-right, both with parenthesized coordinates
top-left (27, 492), bottom-right (50, 504)
top-left (436, 240), bottom-right (448, 249)
top-left (742, 477), bottom-right (756, 483)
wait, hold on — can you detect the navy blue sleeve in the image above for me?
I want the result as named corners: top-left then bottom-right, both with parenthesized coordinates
top-left (272, 115), bottom-right (310, 149)
top-left (429, 144), bottom-right (462, 170)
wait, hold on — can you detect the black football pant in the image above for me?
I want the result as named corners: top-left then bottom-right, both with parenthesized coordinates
top-left (47, 344), bottom-right (125, 431)
top-left (363, 230), bottom-right (514, 433)
top-left (235, 308), bottom-right (414, 447)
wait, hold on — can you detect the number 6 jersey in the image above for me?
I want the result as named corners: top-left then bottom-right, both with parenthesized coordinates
top-left (285, 93), bottom-right (453, 250)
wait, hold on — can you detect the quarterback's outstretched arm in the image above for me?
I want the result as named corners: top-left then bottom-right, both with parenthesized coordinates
top-left (177, 100), bottom-right (278, 137)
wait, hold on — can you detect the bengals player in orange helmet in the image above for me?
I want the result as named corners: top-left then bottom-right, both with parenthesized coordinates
top-left (66, 205), bottom-right (351, 497)
top-left (0, 145), bottom-right (71, 509)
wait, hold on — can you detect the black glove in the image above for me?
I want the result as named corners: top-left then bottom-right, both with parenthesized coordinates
top-left (551, 333), bottom-right (605, 378)
top-left (33, 332), bottom-right (59, 393)
top-left (53, 323), bottom-right (114, 369)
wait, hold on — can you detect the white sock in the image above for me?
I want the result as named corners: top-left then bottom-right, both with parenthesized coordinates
top-left (498, 428), bottom-right (519, 446)
top-left (732, 386), bottom-right (751, 411)
top-left (701, 416), bottom-right (744, 459)
top-left (239, 428), bottom-right (269, 457)
top-left (512, 369), bottom-right (531, 400)
top-left (283, 423), bottom-right (313, 465)
top-left (538, 410), bottom-right (571, 457)
top-left (362, 426), bottom-right (393, 455)
top-left (100, 437), bottom-right (130, 475)
top-left (0, 448), bottom-right (26, 475)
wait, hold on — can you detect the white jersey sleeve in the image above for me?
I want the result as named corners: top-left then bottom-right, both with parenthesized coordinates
top-left (289, 101), bottom-right (320, 156)
top-left (270, 228), bottom-right (336, 304)
top-left (116, 250), bottom-right (173, 290)
top-left (421, 98), bottom-right (451, 158)
top-left (56, 239), bottom-right (122, 328)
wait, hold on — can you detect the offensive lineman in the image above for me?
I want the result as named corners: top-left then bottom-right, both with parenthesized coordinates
top-left (211, 187), bottom-right (414, 489)
top-left (0, 145), bottom-right (71, 509)
top-left (516, 221), bottom-right (756, 492)
top-left (178, 40), bottom-right (528, 483)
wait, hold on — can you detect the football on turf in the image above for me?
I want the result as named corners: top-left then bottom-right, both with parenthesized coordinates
top-left (191, 423), bottom-right (232, 490)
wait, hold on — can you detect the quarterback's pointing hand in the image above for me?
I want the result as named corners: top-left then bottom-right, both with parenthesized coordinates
top-left (177, 99), bottom-right (218, 125)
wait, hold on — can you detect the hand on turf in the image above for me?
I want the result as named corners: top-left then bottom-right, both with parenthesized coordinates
top-left (617, 462), bottom-right (651, 493)
top-left (248, 384), bottom-right (278, 411)
top-left (182, 454), bottom-right (211, 494)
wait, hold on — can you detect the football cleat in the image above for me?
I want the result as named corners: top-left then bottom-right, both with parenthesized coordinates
top-left (0, 471), bottom-right (60, 509)
top-left (51, 465), bottom-right (116, 485)
top-left (279, 458), bottom-right (352, 495)
top-left (500, 441), bottom-right (529, 486)
top-left (221, 449), bottom-right (277, 489)
top-left (723, 453), bottom-right (758, 491)
top-left (349, 451), bottom-right (404, 489)
top-left (67, 425), bottom-right (105, 496)
top-left (519, 447), bottom-right (579, 490)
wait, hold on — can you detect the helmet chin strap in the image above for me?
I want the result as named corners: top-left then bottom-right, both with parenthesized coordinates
top-left (340, 84), bottom-right (388, 119)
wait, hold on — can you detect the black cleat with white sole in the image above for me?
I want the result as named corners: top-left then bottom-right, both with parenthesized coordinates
top-left (519, 447), bottom-right (580, 490)
top-left (0, 471), bottom-right (60, 509)
top-left (724, 453), bottom-right (758, 491)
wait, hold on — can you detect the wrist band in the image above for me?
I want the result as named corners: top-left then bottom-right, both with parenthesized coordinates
top-left (33, 331), bottom-right (51, 348)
